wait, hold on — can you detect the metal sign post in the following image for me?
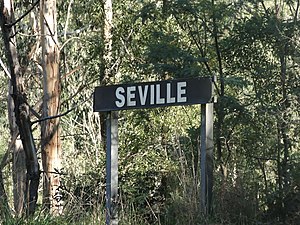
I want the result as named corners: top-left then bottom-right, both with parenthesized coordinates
top-left (200, 103), bottom-right (214, 215)
top-left (106, 111), bottom-right (118, 225)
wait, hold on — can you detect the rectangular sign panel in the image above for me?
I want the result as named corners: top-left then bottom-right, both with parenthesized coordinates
top-left (94, 77), bottom-right (213, 112)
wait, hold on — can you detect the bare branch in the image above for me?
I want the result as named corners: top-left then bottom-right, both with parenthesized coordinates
top-left (64, 0), bottom-right (74, 40)
top-left (42, 14), bottom-right (59, 47)
top-left (0, 57), bottom-right (11, 78)
top-left (28, 104), bottom-right (41, 119)
top-left (61, 65), bottom-right (81, 80)
top-left (1, 131), bottom-right (19, 170)
top-left (5, 0), bottom-right (40, 28)
top-left (31, 107), bottom-right (74, 125)
top-left (295, 0), bottom-right (300, 23)
top-left (60, 37), bottom-right (81, 51)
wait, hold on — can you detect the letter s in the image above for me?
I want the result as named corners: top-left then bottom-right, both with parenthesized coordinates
top-left (115, 87), bottom-right (125, 107)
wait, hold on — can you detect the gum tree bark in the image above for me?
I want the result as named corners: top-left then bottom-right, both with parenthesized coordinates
top-left (40, 0), bottom-right (62, 215)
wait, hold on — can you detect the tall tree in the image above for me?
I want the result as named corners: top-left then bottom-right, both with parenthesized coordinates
top-left (100, 0), bottom-right (114, 144)
top-left (40, 0), bottom-right (62, 215)
top-left (0, 0), bottom-right (40, 216)
top-left (102, 0), bottom-right (113, 85)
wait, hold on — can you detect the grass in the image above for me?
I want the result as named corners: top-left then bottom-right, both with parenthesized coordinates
top-left (0, 201), bottom-right (222, 225)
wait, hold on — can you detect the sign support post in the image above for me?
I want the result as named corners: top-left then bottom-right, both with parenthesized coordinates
top-left (106, 111), bottom-right (118, 225)
top-left (200, 103), bottom-right (214, 215)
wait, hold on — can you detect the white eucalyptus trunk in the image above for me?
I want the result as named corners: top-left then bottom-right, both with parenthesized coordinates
top-left (40, 0), bottom-right (62, 215)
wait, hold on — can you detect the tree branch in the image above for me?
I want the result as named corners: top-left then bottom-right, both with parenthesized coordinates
top-left (0, 131), bottom-right (19, 170)
top-left (0, 57), bottom-right (11, 78)
top-left (63, 0), bottom-right (74, 39)
top-left (42, 14), bottom-right (59, 47)
top-left (5, 0), bottom-right (40, 28)
top-left (31, 107), bottom-right (74, 125)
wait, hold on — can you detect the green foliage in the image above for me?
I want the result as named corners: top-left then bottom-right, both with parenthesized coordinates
top-left (0, 0), bottom-right (299, 224)
top-left (118, 108), bottom-right (182, 218)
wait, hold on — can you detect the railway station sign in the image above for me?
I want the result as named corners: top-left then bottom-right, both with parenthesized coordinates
top-left (93, 76), bottom-right (215, 225)
top-left (94, 77), bottom-right (214, 112)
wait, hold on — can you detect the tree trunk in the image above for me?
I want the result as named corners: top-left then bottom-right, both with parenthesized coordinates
top-left (0, 153), bottom-right (10, 218)
top-left (100, 0), bottom-right (114, 143)
top-left (102, 0), bottom-right (113, 85)
top-left (8, 83), bottom-right (26, 216)
top-left (40, 0), bottom-right (62, 215)
top-left (211, 0), bottom-right (225, 179)
top-left (276, 42), bottom-right (290, 222)
top-left (279, 46), bottom-right (290, 191)
top-left (12, 140), bottom-right (26, 216)
top-left (0, 0), bottom-right (40, 216)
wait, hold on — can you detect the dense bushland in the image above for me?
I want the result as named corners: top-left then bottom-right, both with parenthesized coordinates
top-left (1, 0), bottom-right (299, 224)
